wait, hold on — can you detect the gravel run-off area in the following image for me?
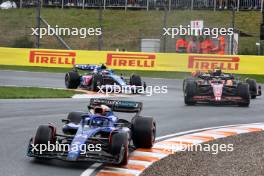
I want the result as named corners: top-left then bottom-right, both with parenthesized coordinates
top-left (141, 131), bottom-right (264, 176)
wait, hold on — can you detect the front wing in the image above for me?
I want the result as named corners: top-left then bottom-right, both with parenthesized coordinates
top-left (192, 95), bottom-right (247, 104)
top-left (26, 138), bottom-right (124, 164)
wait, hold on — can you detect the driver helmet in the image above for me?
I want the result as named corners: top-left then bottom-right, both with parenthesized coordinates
top-left (101, 64), bottom-right (107, 70)
top-left (213, 67), bottom-right (222, 76)
top-left (94, 105), bottom-right (111, 116)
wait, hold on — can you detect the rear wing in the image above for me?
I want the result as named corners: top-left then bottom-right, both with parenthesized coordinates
top-left (73, 64), bottom-right (99, 71)
top-left (73, 64), bottom-right (108, 71)
top-left (89, 98), bottom-right (142, 113)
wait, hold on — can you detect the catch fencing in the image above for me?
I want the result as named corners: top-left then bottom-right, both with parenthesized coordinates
top-left (13, 0), bottom-right (264, 11)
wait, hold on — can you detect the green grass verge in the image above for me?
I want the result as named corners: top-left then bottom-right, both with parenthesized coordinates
top-left (0, 65), bottom-right (263, 83)
top-left (0, 86), bottom-right (79, 99)
top-left (0, 9), bottom-right (261, 54)
top-left (0, 65), bottom-right (70, 73)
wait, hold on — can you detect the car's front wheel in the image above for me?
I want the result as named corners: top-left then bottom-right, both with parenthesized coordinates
top-left (132, 117), bottom-right (156, 148)
top-left (110, 132), bottom-right (128, 165)
top-left (184, 80), bottom-right (197, 105)
top-left (33, 125), bottom-right (56, 157)
top-left (91, 75), bottom-right (102, 91)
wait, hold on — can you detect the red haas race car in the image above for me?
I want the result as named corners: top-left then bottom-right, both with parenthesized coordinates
top-left (183, 69), bottom-right (261, 107)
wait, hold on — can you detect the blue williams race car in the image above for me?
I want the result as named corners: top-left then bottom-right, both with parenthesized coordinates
top-left (27, 99), bottom-right (156, 165)
top-left (65, 64), bottom-right (146, 93)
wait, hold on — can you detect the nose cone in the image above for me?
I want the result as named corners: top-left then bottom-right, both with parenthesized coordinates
top-left (212, 84), bottom-right (223, 101)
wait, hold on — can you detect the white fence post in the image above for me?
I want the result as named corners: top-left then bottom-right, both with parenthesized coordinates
top-left (214, 0), bottom-right (216, 11)
top-left (261, 0), bottom-right (263, 12)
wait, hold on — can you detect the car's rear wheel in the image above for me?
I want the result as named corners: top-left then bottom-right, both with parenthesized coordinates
top-left (130, 75), bottom-right (142, 86)
top-left (132, 117), bottom-right (156, 148)
top-left (110, 132), bottom-right (128, 165)
top-left (65, 71), bottom-right (80, 89)
top-left (130, 75), bottom-right (144, 93)
top-left (238, 83), bottom-right (250, 107)
top-left (246, 79), bottom-right (257, 99)
top-left (184, 80), bottom-right (197, 105)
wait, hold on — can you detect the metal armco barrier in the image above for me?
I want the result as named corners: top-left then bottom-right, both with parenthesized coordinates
top-left (0, 47), bottom-right (264, 74)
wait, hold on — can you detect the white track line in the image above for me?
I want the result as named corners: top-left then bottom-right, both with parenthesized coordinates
top-left (210, 128), bottom-right (250, 133)
top-left (191, 132), bottom-right (226, 139)
top-left (130, 151), bottom-right (168, 159)
top-left (80, 163), bottom-right (102, 176)
top-left (166, 137), bottom-right (204, 144)
top-left (100, 167), bottom-right (142, 175)
top-left (155, 122), bottom-right (264, 141)
top-left (127, 160), bottom-right (152, 167)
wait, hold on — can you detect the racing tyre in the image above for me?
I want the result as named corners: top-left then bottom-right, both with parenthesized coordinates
top-left (130, 75), bottom-right (142, 86)
top-left (65, 71), bottom-right (80, 89)
top-left (143, 81), bottom-right (147, 90)
top-left (184, 80), bottom-right (197, 105)
top-left (67, 111), bottom-right (84, 124)
top-left (238, 83), bottom-right (250, 107)
top-left (34, 125), bottom-right (55, 149)
top-left (130, 75), bottom-right (144, 94)
top-left (91, 75), bottom-right (102, 91)
top-left (246, 79), bottom-right (257, 99)
top-left (33, 125), bottom-right (55, 160)
top-left (132, 117), bottom-right (156, 148)
top-left (183, 78), bottom-right (195, 93)
top-left (110, 132), bottom-right (128, 165)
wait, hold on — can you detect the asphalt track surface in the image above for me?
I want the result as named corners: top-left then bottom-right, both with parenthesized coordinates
top-left (0, 70), bottom-right (264, 176)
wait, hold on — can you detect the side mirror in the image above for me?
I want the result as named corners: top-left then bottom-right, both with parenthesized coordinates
top-left (81, 114), bottom-right (87, 128)
top-left (88, 105), bottom-right (93, 110)
top-left (61, 119), bottom-right (70, 124)
top-left (81, 114), bottom-right (87, 119)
